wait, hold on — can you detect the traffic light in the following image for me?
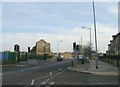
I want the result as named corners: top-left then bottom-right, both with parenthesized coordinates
top-left (73, 42), bottom-right (76, 51)
top-left (28, 47), bottom-right (30, 52)
top-left (76, 44), bottom-right (79, 51)
top-left (14, 44), bottom-right (20, 52)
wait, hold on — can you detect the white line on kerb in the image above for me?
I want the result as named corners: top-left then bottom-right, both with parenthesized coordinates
top-left (31, 80), bottom-right (34, 85)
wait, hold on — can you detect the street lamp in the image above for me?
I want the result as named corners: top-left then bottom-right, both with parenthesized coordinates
top-left (82, 27), bottom-right (92, 60)
top-left (93, 0), bottom-right (98, 69)
top-left (57, 40), bottom-right (62, 57)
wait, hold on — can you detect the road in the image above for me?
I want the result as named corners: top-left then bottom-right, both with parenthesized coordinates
top-left (3, 59), bottom-right (84, 86)
top-left (2, 59), bottom-right (118, 87)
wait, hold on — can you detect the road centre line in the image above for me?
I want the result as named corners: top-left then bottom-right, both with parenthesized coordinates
top-left (40, 70), bottom-right (66, 85)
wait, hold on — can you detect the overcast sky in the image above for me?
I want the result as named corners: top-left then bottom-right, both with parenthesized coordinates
top-left (1, 1), bottom-right (119, 53)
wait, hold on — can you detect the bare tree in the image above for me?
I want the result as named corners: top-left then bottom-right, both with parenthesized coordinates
top-left (82, 42), bottom-right (94, 58)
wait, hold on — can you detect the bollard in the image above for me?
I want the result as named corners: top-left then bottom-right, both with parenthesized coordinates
top-left (81, 59), bottom-right (84, 64)
top-left (72, 60), bottom-right (73, 67)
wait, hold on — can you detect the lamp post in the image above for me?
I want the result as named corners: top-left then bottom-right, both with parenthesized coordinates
top-left (82, 27), bottom-right (92, 60)
top-left (93, 0), bottom-right (98, 69)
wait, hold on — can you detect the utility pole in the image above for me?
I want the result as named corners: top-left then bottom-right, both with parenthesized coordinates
top-left (81, 37), bottom-right (83, 55)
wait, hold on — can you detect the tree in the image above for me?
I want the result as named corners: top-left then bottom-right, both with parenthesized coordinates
top-left (82, 42), bottom-right (94, 58)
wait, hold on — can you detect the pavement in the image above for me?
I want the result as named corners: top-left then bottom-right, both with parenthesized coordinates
top-left (68, 59), bottom-right (119, 85)
top-left (68, 59), bottom-right (118, 75)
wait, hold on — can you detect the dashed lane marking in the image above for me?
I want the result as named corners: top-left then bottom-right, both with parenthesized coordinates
top-left (41, 81), bottom-right (46, 85)
top-left (46, 79), bottom-right (50, 82)
top-left (31, 80), bottom-right (34, 85)
top-left (49, 82), bottom-right (55, 85)
top-left (40, 70), bottom-right (66, 85)
top-left (49, 77), bottom-right (53, 80)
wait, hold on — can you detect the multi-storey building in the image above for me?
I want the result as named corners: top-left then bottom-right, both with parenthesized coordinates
top-left (108, 32), bottom-right (120, 55)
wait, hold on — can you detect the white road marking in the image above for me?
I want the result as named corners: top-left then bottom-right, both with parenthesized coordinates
top-left (50, 77), bottom-right (53, 79)
top-left (49, 82), bottom-right (55, 85)
top-left (35, 75), bottom-right (50, 80)
top-left (50, 72), bottom-right (52, 76)
top-left (21, 69), bottom-right (27, 71)
top-left (41, 81), bottom-right (46, 85)
top-left (59, 68), bottom-right (62, 72)
top-left (56, 73), bottom-right (60, 75)
top-left (21, 70), bottom-right (24, 71)
top-left (31, 80), bottom-right (34, 85)
top-left (31, 74), bottom-right (51, 85)
top-left (46, 79), bottom-right (50, 82)
top-left (55, 81), bottom-right (81, 85)
top-left (40, 70), bottom-right (66, 85)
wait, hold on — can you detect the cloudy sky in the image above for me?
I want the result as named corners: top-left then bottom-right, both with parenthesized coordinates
top-left (1, 1), bottom-right (119, 53)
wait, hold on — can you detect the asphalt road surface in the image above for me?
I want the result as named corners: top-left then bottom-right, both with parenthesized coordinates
top-left (2, 59), bottom-right (76, 85)
top-left (2, 59), bottom-right (118, 87)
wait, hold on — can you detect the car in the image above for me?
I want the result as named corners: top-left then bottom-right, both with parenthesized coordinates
top-left (78, 55), bottom-right (83, 60)
top-left (57, 56), bottom-right (63, 61)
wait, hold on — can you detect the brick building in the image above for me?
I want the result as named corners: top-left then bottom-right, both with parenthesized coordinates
top-left (31, 39), bottom-right (51, 55)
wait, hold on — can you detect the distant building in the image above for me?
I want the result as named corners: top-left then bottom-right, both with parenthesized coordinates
top-left (108, 32), bottom-right (120, 55)
top-left (31, 39), bottom-right (51, 55)
top-left (62, 52), bottom-right (73, 59)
